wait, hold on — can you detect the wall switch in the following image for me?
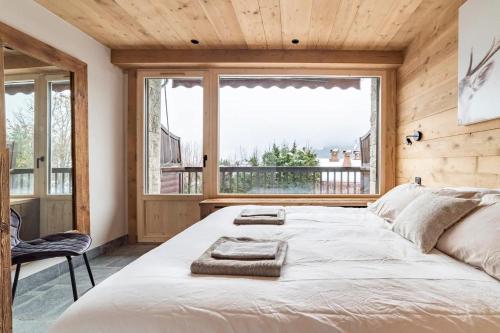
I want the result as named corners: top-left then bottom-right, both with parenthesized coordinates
top-left (415, 177), bottom-right (422, 185)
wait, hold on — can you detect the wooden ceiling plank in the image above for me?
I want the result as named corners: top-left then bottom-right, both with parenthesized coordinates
top-left (373, 0), bottom-right (424, 50)
top-left (280, 0), bottom-right (313, 49)
top-left (326, 0), bottom-right (360, 49)
top-left (152, 0), bottom-right (223, 49)
top-left (146, 0), bottom-right (206, 49)
top-left (308, 0), bottom-right (342, 49)
top-left (35, 0), bottom-right (131, 48)
top-left (257, 0), bottom-right (283, 49)
top-left (198, 0), bottom-right (248, 49)
top-left (74, 0), bottom-right (165, 48)
top-left (343, 0), bottom-right (394, 50)
top-left (387, 0), bottom-right (457, 51)
top-left (4, 53), bottom-right (51, 69)
top-left (36, 0), bottom-right (457, 51)
top-left (114, 0), bottom-right (190, 49)
top-left (231, 0), bottom-right (268, 49)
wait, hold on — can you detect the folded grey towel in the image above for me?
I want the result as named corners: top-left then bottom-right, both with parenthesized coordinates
top-left (211, 237), bottom-right (279, 260)
top-left (191, 237), bottom-right (288, 277)
top-left (234, 208), bottom-right (286, 225)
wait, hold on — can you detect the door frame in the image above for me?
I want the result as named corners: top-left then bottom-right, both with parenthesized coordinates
top-left (0, 21), bottom-right (90, 333)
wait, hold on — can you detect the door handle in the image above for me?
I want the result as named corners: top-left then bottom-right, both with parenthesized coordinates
top-left (36, 156), bottom-right (45, 168)
top-left (203, 155), bottom-right (208, 168)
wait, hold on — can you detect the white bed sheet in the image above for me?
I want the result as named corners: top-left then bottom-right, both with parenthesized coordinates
top-left (51, 206), bottom-right (500, 333)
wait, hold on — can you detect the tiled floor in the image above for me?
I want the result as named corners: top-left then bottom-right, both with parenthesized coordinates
top-left (13, 244), bottom-right (157, 333)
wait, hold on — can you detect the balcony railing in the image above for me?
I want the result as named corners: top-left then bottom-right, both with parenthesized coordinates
top-left (160, 166), bottom-right (370, 194)
top-left (10, 167), bottom-right (72, 195)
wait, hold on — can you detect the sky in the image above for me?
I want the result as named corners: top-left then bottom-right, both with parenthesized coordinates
top-left (161, 77), bottom-right (375, 164)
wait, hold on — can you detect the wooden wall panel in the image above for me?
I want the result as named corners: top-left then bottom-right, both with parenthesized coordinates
top-left (40, 198), bottom-right (73, 236)
top-left (143, 200), bottom-right (200, 242)
top-left (396, 0), bottom-right (500, 189)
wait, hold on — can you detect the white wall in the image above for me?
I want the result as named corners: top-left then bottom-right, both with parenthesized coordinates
top-left (1, 0), bottom-right (127, 248)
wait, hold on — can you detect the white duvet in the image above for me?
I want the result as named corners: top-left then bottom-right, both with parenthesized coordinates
top-left (51, 206), bottom-right (500, 333)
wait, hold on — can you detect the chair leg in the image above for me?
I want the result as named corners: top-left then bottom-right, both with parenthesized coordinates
top-left (66, 256), bottom-right (78, 301)
top-left (12, 263), bottom-right (21, 303)
top-left (83, 253), bottom-right (95, 287)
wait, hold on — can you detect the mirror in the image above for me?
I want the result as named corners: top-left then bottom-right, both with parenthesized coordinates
top-left (3, 45), bottom-right (74, 240)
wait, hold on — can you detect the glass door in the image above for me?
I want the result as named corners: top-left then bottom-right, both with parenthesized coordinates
top-left (138, 70), bottom-right (208, 242)
top-left (143, 75), bottom-right (205, 195)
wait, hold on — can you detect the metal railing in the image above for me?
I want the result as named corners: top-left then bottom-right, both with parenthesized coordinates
top-left (160, 166), bottom-right (370, 194)
top-left (9, 168), bottom-right (34, 195)
top-left (49, 167), bottom-right (73, 194)
top-left (10, 167), bottom-right (72, 195)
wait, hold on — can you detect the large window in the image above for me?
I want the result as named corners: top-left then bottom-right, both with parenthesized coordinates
top-left (144, 77), bottom-right (204, 194)
top-left (218, 75), bottom-right (379, 195)
top-left (5, 80), bottom-right (35, 195)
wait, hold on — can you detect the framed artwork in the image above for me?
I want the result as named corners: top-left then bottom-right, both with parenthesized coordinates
top-left (458, 0), bottom-right (500, 125)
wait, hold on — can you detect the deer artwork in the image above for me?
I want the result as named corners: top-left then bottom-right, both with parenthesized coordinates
top-left (459, 38), bottom-right (500, 123)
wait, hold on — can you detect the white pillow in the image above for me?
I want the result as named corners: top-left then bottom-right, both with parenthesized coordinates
top-left (367, 183), bottom-right (428, 222)
top-left (392, 193), bottom-right (479, 253)
top-left (432, 187), bottom-right (500, 199)
top-left (437, 194), bottom-right (500, 280)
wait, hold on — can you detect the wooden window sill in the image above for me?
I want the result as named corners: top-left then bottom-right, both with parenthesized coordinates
top-left (200, 197), bottom-right (374, 219)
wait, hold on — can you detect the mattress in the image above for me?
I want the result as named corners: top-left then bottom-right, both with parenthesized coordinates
top-left (50, 206), bottom-right (500, 333)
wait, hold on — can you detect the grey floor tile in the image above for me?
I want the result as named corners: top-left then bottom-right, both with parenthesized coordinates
top-left (12, 291), bottom-right (43, 308)
top-left (14, 319), bottom-right (50, 333)
top-left (12, 244), bottom-right (156, 333)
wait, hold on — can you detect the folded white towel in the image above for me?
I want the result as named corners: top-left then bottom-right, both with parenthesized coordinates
top-left (240, 208), bottom-right (280, 217)
top-left (234, 208), bottom-right (286, 225)
top-left (211, 238), bottom-right (279, 260)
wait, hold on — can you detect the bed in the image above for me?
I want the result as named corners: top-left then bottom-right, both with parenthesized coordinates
top-left (50, 206), bottom-right (500, 333)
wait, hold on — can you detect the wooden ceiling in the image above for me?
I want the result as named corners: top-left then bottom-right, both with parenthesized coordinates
top-left (36, 0), bottom-right (459, 51)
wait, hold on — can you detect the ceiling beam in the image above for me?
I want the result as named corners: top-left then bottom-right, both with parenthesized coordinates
top-left (111, 49), bottom-right (404, 69)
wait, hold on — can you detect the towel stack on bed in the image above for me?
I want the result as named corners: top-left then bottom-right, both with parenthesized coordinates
top-left (191, 236), bottom-right (287, 277)
top-left (191, 208), bottom-right (288, 277)
top-left (234, 207), bottom-right (286, 225)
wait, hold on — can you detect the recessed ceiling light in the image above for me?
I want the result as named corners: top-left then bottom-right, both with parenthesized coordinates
top-left (291, 39), bottom-right (300, 44)
top-left (190, 39), bottom-right (200, 45)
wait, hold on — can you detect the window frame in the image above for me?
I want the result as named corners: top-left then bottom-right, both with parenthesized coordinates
top-left (134, 68), bottom-right (395, 241)
top-left (209, 68), bottom-right (393, 199)
top-left (136, 68), bottom-right (394, 200)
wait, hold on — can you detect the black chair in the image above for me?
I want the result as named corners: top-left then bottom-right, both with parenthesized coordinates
top-left (10, 208), bottom-right (95, 302)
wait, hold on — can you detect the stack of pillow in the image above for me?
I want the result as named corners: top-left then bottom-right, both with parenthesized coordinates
top-left (368, 183), bottom-right (500, 280)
